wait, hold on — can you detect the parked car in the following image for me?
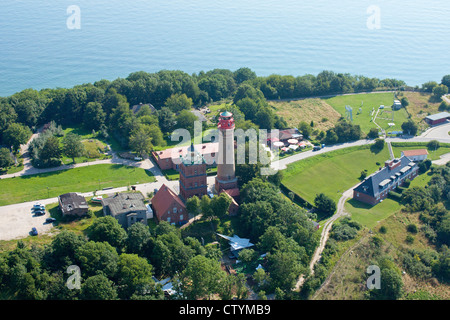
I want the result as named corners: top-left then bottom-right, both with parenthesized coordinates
top-left (91, 196), bottom-right (103, 203)
top-left (313, 145), bottom-right (321, 151)
top-left (34, 210), bottom-right (45, 216)
top-left (31, 227), bottom-right (38, 236)
top-left (45, 217), bottom-right (56, 223)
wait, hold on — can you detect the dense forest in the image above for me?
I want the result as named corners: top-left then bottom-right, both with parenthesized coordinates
top-left (0, 177), bottom-right (319, 300)
top-left (0, 68), bottom-right (412, 164)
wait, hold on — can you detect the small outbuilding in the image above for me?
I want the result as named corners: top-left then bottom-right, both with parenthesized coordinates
top-left (401, 149), bottom-right (429, 162)
top-left (424, 112), bottom-right (450, 126)
top-left (58, 193), bottom-right (89, 217)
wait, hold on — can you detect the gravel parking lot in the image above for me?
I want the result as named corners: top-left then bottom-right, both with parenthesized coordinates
top-left (0, 198), bottom-right (57, 241)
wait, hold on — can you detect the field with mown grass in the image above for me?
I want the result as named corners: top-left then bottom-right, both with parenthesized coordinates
top-left (391, 142), bottom-right (450, 161)
top-left (282, 145), bottom-right (391, 204)
top-left (0, 164), bottom-right (155, 206)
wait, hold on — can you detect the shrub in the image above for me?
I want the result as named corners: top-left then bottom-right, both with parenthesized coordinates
top-left (379, 226), bottom-right (387, 234)
top-left (406, 234), bottom-right (415, 244)
top-left (406, 224), bottom-right (418, 234)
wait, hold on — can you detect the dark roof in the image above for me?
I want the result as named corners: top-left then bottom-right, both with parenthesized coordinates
top-left (58, 193), bottom-right (88, 213)
top-left (354, 156), bottom-right (417, 197)
top-left (101, 192), bottom-right (146, 217)
top-left (131, 103), bottom-right (157, 114)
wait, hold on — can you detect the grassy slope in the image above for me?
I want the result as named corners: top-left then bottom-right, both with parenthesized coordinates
top-left (0, 164), bottom-right (155, 206)
top-left (324, 92), bottom-right (397, 134)
top-left (282, 145), bottom-right (391, 204)
top-left (269, 98), bottom-right (342, 131)
top-left (313, 172), bottom-right (449, 300)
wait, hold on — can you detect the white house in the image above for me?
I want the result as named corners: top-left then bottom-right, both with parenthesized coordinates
top-left (401, 149), bottom-right (429, 162)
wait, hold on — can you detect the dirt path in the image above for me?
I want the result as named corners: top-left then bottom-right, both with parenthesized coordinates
top-left (294, 186), bottom-right (357, 291)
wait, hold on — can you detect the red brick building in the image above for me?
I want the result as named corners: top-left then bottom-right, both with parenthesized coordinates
top-left (353, 156), bottom-right (419, 206)
top-left (152, 143), bottom-right (218, 171)
top-left (424, 112), bottom-right (450, 126)
top-left (151, 184), bottom-right (187, 225)
top-left (179, 144), bottom-right (208, 201)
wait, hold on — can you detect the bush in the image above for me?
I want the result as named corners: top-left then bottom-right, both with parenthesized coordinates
top-left (427, 140), bottom-right (440, 151)
top-left (406, 234), bottom-right (415, 244)
top-left (406, 224), bottom-right (418, 234)
top-left (379, 226), bottom-right (387, 234)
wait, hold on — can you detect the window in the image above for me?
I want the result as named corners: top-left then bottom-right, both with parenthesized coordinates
top-left (167, 217), bottom-right (171, 223)
top-left (180, 215), bottom-right (183, 220)
top-left (356, 193), bottom-right (359, 197)
top-left (173, 207), bottom-right (177, 213)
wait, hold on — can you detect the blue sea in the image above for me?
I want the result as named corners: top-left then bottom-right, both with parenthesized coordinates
top-left (0, 0), bottom-right (449, 96)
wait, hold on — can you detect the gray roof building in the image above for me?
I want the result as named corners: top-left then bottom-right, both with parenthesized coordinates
top-left (58, 193), bottom-right (89, 217)
top-left (101, 192), bottom-right (148, 228)
top-left (353, 156), bottom-right (419, 205)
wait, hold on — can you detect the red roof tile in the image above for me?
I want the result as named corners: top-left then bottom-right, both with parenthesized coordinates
top-left (151, 184), bottom-right (185, 219)
top-left (402, 149), bottom-right (429, 157)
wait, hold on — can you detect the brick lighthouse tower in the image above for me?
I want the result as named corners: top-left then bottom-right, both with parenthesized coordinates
top-left (215, 111), bottom-right (238, 193)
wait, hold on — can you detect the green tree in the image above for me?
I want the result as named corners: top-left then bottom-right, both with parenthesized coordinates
top-left (314, 193), bottom-right (336, 217)
top-left (86, 216), bottom-right (128, 251)
top-left (427, 140), bottom-right (440, 151)
top-left (432, 84), bottom-right (448, 101)
top-left (83, 101), bottom-right (106, 131)
top-left (180, 255), bottom-right (227, 300)
top-left (176, 110), bottom-right (197, 135)
top-left (186, 195), bottom-right (201, 218)
top-left (401, 119), bottom-right (418, 136)
top-left (234, 67), bottom-right (257, 84)
top-left (157, 107), bottom-right (176, 133)
top-left (117, 253), bottom-right (155, 298)
top-left (62, 133), bottom-right (85, 163)
top-left (0, 147), bottom-right (14, 169)
top-left (367, 127), bottom-right (380, 139)
top-left (298, 121), bottom-right (313, 139)
top-left (400, 97), bottom-right (409, 107)
top-left (74, 241), bottom-right (119, 278)
top-left (126, 222), bottom-right (151, 255)
top-left (164, 93), bottom-right (193, 113)
top-left (3, 123), bottom-right (31, 153)
top-left (81, 274), bottom-right (118, 300)
top-left (39, 136), bottom-right (62, 164)
top-left (129, 126), bottom-right (153, 157)
top-left (210, 192), bottom-right (232, 219)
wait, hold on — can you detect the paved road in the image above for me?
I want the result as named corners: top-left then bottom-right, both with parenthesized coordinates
top-left (0, 156), bottom-right (217, 241)
top-left (2, 122), bottom-right (450, 241)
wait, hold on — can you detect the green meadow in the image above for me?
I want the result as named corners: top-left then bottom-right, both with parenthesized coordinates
top-left (324, 92), bottom-right (397, 134)
top-left (282, 145), bottom-right (391, 204)
top-left (0, 164), bottom-right (155, 206)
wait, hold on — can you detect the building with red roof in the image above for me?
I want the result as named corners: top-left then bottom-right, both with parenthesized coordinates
top-left (152, 142), bottom-right (218, 171)
top-left (401, 149), bottom-right (428, 162)
top-left (151, 184), bottom-right (187, 225)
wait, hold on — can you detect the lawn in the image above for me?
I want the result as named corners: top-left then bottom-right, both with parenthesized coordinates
top-left (391, 142), bottom-right (450, 161)
top-left (0, 164), bottom-right (155, 206)
top-left (282, 145), bottom-right (391, 204)
top-left (324, 92), bottom-right (397, 134)
top-left (345, 198), bottom-right (402, 229)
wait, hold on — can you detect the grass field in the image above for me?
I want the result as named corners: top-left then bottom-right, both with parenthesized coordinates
top-left (282, 145), bottom-right (391, 204)
top-left (391, 142), bottom-right (450, 161)
top-left (324, 92), bottom-right (397, 134)
top-left (269, 98), bottom-right (341, 131)
top-left (0, 164), bottom-right (155, 206)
